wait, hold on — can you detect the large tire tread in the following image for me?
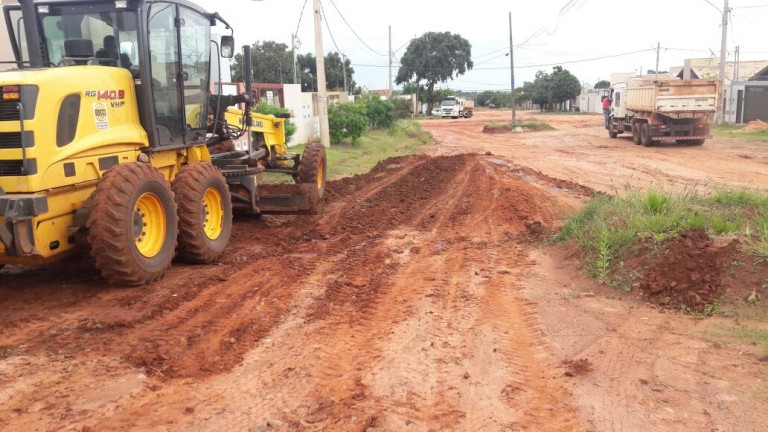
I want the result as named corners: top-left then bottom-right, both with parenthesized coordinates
top-left (172, 163), bottom-right (233, 263)
top-left (87, 163), bottom-right (178, 286)
top-left (640, 122), bottom-right (653, 147)
top-left (298, 143), bottom-right (327, 200)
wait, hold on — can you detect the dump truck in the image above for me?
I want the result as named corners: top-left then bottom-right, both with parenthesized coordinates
top-left (440, 96), bottom-right (474, 119)
top-left (608, 77), bottom-right (720, 146)
top-left (0, 0), bottom-right (325, 285)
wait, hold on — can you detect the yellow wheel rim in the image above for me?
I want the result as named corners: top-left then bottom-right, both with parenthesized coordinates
top-left (316, 159), bottom-right (325, 191)
top-left (202, 187), bottom-right (224, 240)
top-left (133, 193), bottom-right (166, 258)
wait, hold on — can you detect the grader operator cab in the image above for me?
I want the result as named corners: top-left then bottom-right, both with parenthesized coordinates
top-left (0, 0), bottom-right (326, 285)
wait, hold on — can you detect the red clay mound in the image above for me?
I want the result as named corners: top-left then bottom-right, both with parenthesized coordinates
top-left (739, 119), bottom-right (768, 133)
top-left (635, 229), bottom-right (738, 312)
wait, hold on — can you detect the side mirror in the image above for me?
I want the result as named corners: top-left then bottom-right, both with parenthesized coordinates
top-left (220, 35), bottom-right (235, 59)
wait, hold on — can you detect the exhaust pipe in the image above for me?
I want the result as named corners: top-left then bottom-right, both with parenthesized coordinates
top-left (242, 45), bottom-right (253, 127)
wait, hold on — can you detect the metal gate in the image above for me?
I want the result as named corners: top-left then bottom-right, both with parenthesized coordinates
top-left (744, 86), bottom-right (768, 122)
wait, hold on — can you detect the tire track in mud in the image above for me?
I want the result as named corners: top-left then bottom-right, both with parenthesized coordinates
top-left (2, 152), bottom-right (593, 431)
top-left (131, 154), bottom-right (592, 431)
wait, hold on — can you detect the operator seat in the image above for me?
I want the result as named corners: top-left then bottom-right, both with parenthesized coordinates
top-left (63, 39), bottom-right (94, 66)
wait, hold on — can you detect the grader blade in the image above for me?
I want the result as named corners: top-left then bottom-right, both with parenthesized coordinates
top-left (257, 183), bottom-right (319, 215)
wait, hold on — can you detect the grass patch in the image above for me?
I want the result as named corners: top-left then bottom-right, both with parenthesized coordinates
top-left (555, 188), bottom-right (768, 279)
top-left (483, 120), bottom-right (554, 133)
top-left (700, 322), bottom-right (768, 355)
top-left (283, 119), bottom-right (431, 181)
top-left (711, 124), bottom-right (768, 140)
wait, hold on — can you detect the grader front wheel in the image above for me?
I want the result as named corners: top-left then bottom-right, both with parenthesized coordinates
top-left (172, 163), bottom-right (233, 263)
top-left (87, 163), bottom-right (178, 286)
top-left (298, 143), bottom-right (327, 200)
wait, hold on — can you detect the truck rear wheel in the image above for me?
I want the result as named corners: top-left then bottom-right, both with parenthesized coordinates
top-left (172, 163), bottom-right (233, 263)
top-left (87, 163), bottom-right (178, 286)
top-left (632, 124), bottom-right (641, 145)
top-left (298, 143), bottom-right (327, 200)
top-left (640, 123), bottom-right (653, 147)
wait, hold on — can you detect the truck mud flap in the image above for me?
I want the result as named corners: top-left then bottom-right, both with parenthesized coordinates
top-left (256, 183), bottom-right (319, 215)
top-left (652, 135), bottom-right (712, 142)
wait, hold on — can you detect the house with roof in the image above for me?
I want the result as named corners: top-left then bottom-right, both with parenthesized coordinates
top-left (670, 58), bottom-right (768, 123)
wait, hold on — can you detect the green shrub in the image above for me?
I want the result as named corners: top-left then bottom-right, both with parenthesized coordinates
top-left (360, 94), bottom-right (396, 129)
top-left (391, 98), bottom-right (413, 119)
top-left (253, 101), bottom-right (297, 144)
top-left (328, 102), bottom-right (368, 144)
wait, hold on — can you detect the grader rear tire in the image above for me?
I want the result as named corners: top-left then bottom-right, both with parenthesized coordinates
top-left (298, 143), bottom-right (327, 200)
top-left (87, 163), bottom-right (178, 286)
top-left (172, 163), bottom-right (232, 263)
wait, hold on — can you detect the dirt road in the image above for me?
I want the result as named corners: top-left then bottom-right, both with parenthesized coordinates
top-left (424, 110), bottom-right (768, 194)
top-left (1, 111), bottom-right (767, 431)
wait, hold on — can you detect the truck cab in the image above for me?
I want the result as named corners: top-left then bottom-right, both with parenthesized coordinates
top-left (610, 83), bottom-right (626, 120)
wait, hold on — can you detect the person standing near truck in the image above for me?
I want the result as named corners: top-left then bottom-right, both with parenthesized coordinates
top-left (602, 95), bottom-right (611, 129)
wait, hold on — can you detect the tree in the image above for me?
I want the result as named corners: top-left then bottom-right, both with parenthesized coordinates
top-left (395, 31), bottom-right (473, 113)
top-left (297, 53), bottom-right (316, 92)
top-left (231, 41), bottom-right (292, 84)
top-left (296, 52), bottom-right (355, 93)
top-left (550, 66), bottom-right (581, 105)
top-left (324, 52), bottom-right (356, 92)
top-left (531, 70), bottom-right (552, 109)
top-left (594, 80), bottom-right (611, 89)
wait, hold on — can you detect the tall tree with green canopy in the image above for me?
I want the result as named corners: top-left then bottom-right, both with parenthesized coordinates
top-left (395, 31), bottom-right (473, 113)
top-left (531, 70), bottom-right (552, 109)
top-left (594, 80), bottom-right (611, 89)
top-left (296, 52), bottom-right (355, 92)
top-left (231, 40), bottom-right (293, 84)
top-left (324, 52), bottom-right (355, 92)
top-left (550, 66), bottom-right (582, 105)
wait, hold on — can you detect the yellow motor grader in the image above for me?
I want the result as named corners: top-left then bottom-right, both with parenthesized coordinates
top-left (0, 0), bottom-right (326, 285)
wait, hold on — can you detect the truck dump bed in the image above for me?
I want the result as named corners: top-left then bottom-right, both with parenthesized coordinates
top-left (625, 79), bottom-right (719, 115)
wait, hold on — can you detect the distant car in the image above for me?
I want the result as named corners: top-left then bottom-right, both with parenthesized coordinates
top-left (431, 107), bottom-right (441, 116)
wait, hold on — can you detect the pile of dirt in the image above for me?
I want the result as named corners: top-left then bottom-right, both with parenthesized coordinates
top-left (739, 119), bottom-right (768, 133)
top-left (633, 229), bottom-right (738, 312)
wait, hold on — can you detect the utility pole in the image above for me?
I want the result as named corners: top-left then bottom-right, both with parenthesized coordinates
top-left (388, 25), bottom-right (393, 98)
top-left (291, 34), bottom-right (297, 84)
top-left (655, 42), bottom-right (660, 78)
top-left (313, 0), bottom-right (330, 147)
top-left (717, 0), bottom-right (729, 124)
top-left (342, 55), bottom-right (348, 94)
top-left (509, 12), bottom-right (516, 124)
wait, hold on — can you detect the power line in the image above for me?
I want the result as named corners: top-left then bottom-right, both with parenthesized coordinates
top-left (516, 0), bottom-right (588, 49)
top-left (703, 0), bottom-right (722, 13)
top-left (294, 0), bottom-right (309, 38)
top-left (475, 48), bottom-right (655, 70)
top-left (355, 48), bottom-right (654, 73)
top-left (393, 38), bottom-right (411, 55)
top-left (318, 0), bottom-right (346, 57)
top-left (737, 3), bottom-right (768, 7)
top-left (326, 0), bottom-right (387, 57)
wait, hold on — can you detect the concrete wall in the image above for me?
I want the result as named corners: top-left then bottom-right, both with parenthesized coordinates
top-left (728, 81), bottom-right (768, 123)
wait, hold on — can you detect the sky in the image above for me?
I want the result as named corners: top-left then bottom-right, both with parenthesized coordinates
top-left (193, 0), bottom-right (768, 92)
